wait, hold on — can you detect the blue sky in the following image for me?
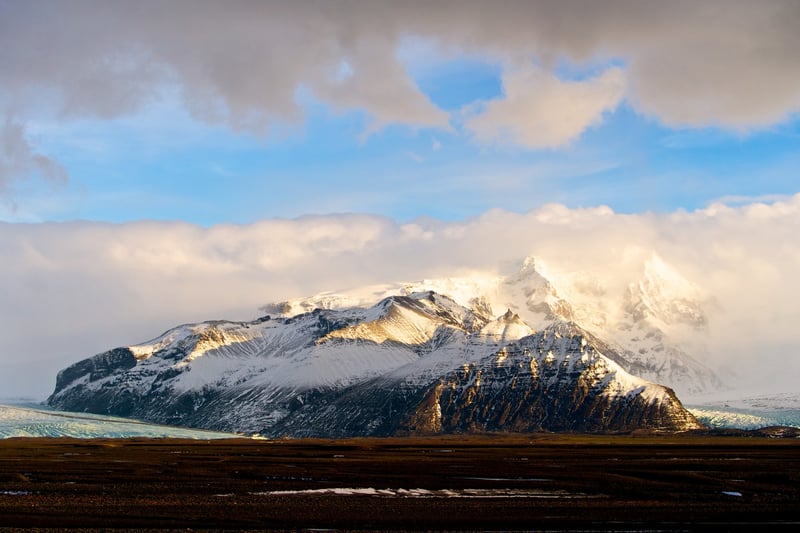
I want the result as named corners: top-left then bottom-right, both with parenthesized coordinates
top-left (2, 1), bottom-right (798, 225)
top-left (12, 88), bottom-right (799, 226)
top-left (2, 1), bottom-right (800, 398)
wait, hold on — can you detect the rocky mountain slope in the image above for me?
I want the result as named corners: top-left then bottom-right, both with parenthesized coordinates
top-left (48, 291), bottom-right (701, 436)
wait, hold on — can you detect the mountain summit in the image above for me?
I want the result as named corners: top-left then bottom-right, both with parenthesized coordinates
top-left (267, 255), bottom-right (722, 396)
top-left (49, 290), bottom-right (702, 436)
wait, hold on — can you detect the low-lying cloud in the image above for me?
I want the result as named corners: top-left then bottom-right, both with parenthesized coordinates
top-left (1, 197), bottom-right (799, 398)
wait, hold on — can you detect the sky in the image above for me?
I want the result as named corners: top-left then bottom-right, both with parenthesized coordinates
top-left (1, 0), bottom-right (799, 400)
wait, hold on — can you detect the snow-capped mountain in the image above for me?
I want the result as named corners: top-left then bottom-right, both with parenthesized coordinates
top-left (267, 255), bottom-right (722, 396)
top-left (48, 291), bottom-right (701, 436)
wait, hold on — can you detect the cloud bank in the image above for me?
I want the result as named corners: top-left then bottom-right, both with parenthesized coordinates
top-left (2, 196), bottom-right (799, 398)
top-left (2, 0), bottom-right (800, 191)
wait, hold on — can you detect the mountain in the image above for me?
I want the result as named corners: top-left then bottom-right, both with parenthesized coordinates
top-left (267, 255), bottom-right (722, 396)
top-left (48, 291), bottom-right (701, 436)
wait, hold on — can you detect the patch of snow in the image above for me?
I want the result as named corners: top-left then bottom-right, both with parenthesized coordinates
top-left (601, 357), bottom-right (668, 403)
top-left (250, 487), bottom-right (591, 499)
top-left (478, 311), bottom-right (533, 343)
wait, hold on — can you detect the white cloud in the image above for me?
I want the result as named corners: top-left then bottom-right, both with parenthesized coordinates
top-left (464, 65), bottom-right (626, 148)
top-left (707, 193), bottom-right (795, 207)
top-left (1, 196), bottom-right (799, 398)
top-left (2, 0), bottom-right (800, 193)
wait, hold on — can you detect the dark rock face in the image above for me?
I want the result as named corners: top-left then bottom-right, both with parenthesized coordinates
top-left (54, 348), bottom-right (136, 393)
top-left (51, 348), bottom-right (143, 417)
top-left (427, 357), bottom-right (695, 434)
top-left (47, 293), bottom-right (702, 436)
top-left (263, 328), bottom-right (701, 438)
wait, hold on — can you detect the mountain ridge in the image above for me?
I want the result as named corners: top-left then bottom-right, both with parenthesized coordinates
top-left (265, 256), bottom-right (722, 396)
top-left (48, 290), bottom-right (702, 436)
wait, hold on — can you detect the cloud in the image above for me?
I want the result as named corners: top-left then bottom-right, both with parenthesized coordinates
top-left (464, 65), bottom-right (625, 148)
top-left (623, 1), bottom-right (800, 128)
top-left (0, 1), bottom-right (450, 132)
top-left (0, 118), bottom-right (67, 198)
top-left (2, 0), bottom-right (800, 195)
top-left (1, 196), bottom-right (799, 398)
top-left (708, 193), bottom-right (795, 207)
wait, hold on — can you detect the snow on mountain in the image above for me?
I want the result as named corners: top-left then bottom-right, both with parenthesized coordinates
top-left (48, 291), bottom-right (701, 436)
top-left (269, 320), bottom-right (698, 438)
top-left (478, 309), bottom-right (533, 343)
top-left (269, 255), bottom-right (721, 396)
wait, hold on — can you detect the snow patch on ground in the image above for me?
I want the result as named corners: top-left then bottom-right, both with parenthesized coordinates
top-left (250, 487), bottom-right (595, 499)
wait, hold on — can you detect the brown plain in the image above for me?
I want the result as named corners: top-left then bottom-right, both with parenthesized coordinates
top-left (0, 433), bottom-right (798, 531)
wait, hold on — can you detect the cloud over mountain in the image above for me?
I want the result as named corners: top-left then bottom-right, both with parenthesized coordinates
top-left (2, 196), bottom-right (799, 398)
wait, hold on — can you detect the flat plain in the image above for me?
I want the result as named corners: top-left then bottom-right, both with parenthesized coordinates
top-left (0, 433), bottom-right (798, 531)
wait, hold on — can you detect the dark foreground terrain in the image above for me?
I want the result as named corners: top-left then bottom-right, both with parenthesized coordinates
top-left (1, 433), bottom-right (798, 531)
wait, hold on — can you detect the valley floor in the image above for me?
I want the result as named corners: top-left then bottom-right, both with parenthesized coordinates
top-left (0, 434), bottom-right (798, 531)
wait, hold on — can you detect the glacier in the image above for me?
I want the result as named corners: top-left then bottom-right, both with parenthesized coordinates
top-left (687, 392), bottom-right (800, 430)
top-left (0, 403), bottom-right (237, 439)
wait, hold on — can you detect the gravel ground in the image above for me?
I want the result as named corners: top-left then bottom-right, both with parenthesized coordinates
top-left (0, 433), bottom-right (798, 531)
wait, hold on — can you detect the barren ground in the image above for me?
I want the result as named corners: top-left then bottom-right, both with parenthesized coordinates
top-left (0, 433), bottom-right (798, 531)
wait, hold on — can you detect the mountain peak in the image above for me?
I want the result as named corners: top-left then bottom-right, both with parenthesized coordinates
top-left (242, 253), bottom-right (721, 396)
top-left (624, 254), bottom-right (708, 329)
top-left (478, 308), bottom-right (534, 342)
